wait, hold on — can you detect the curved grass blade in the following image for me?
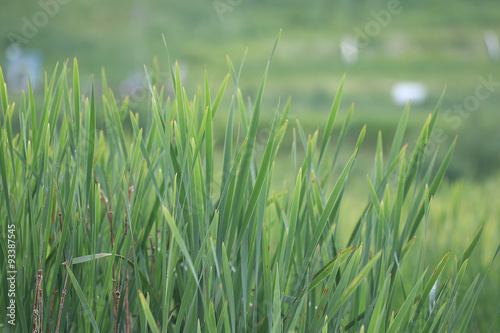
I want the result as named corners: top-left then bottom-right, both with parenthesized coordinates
top-left (459, 222), bottom-right (484, 267)
top-left (65, 265), bottom-right (100, 332)
top-left (0, 66), bottom-right (8, 114)
top-left (139, 291), bottom-right (160, 333)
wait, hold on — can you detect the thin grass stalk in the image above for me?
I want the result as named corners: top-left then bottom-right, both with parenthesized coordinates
top-left (55, 270), bottom-right (69, 333)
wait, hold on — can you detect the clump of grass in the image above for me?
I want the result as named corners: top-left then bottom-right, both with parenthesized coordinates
top-left (0, 32), bottom-right (497, 332)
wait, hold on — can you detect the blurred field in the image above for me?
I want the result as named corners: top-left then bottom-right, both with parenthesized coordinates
top-left (1, 0), bottom-right (500, 178)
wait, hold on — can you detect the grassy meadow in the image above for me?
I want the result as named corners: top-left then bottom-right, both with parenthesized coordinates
top-left (1, 32), bottom-right (500, 331)
top-left (1, 0), bottom-right (500, 332)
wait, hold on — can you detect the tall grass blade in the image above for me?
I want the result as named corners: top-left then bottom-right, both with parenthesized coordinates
top-left (65, 265), bottom-right (100, 332)
top-left (317, 74), bottom-right (345, 167)
top-left (139, 291), bottom-right (161, 333)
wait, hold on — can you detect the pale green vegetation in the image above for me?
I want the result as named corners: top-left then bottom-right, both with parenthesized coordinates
top-left (0, 33), bottom-right (498, 332)
top-left (0, 33), bottom-right (499, 332)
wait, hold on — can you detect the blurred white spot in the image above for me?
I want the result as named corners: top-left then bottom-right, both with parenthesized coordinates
top-left (429, 277), bottom-right (439, 313)
top-left (391, 82), bottom-right (429, 106)
top-left (484, 30), bottom-right (500, 62)
top-left (5, 45), bottom-right (42, 93)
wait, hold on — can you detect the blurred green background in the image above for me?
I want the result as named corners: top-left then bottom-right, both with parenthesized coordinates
top-left (1, 0), bottom-right (500, 330)
top-left (1, 0), bottom-right (500, 178)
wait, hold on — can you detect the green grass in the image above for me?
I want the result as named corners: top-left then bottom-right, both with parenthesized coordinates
top-left (1, 35), bottom-right (499, 332)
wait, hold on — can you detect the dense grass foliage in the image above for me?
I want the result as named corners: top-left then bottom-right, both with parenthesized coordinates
top-left (0, 35), bottom-right (498, 332)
